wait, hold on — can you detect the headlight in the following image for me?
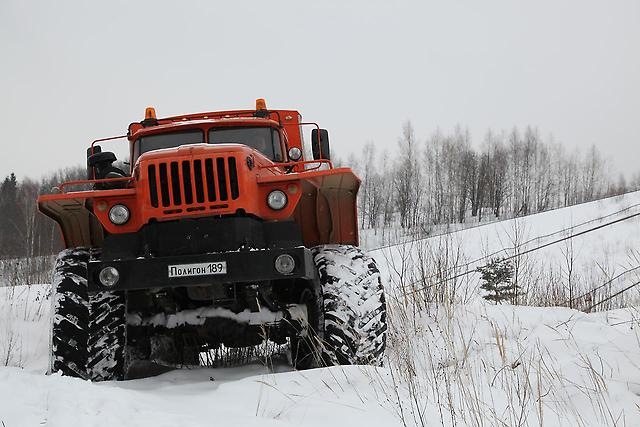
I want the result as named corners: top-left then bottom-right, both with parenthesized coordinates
top-left (267, 190), bottom-right (287, 210)
top-left (98, 266), bottom-right (120, 287)
top-left (288, 147), bottom-right (302, 161)
top-left (108, 204), bottom-right (130, 225)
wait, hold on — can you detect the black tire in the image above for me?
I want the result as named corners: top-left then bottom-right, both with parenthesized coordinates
top-left (87, 290), bottom-right (127, 381)
top-left (50, 248), bottom-right (91, 378)
top-left (293, 245), bottom-right (387, 368)
top-left (290, 285), bottom-right (325, 369)
top-left (50, 248), bottom-right (127, 381)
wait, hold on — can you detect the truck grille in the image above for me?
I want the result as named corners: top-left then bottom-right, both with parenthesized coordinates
top-left (147, 157), bottom-right (239, 209)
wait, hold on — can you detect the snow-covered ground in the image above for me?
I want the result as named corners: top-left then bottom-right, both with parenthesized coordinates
top-left (0, 362), bottom-right (399, 426)
top-left (0, 284), bottom-right (400, 426)
top-left (375, 191), bottom-right (640, 308)
top-left (385, 302), bottom-right (640, 426)
top-left (359, 191), bottom-right (640, 252)
top-left (2, 192), bottom-right (640, 426)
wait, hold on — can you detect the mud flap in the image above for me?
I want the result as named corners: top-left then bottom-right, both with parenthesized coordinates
top-left (39, 198), bottom-right (103, 248)
top-left (297, 169), bottom-right (359, 246)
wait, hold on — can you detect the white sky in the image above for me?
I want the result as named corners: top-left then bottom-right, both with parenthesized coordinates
top-left (1, 0), bottom-right (638, 179)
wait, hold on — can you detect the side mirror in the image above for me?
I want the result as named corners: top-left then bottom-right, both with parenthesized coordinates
top-left (311, 129), bottom-right (330, 160)
top-left (86, 145), bottom-right (102, 179)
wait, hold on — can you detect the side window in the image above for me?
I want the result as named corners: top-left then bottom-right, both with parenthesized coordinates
top-left (271, 128), bottom-right (283, 162)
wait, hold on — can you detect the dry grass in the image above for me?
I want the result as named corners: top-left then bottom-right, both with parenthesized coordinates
top-left (377, 235), bottom-right (640, 426)
top-left (0, 255), bottom-right (55, 287)
top-left (0, 284), bottom-right (50, 368)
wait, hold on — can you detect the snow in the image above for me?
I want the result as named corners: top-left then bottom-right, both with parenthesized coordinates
top-left (2, 192), bottom-right (640, 425)
top-left (0, 284), bottom-right (50, 369)
top-left (1, 283), bottom-right (399, 426)
top-left (373, 191), bottom-right (640, 307)
top-left (0, 365), bottom-right (399, 426)
top-left (384, 302), bottom-right (640, 426)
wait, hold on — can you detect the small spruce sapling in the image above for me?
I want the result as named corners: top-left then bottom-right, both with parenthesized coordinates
top-left (477, 258), bottom-right (517, 303)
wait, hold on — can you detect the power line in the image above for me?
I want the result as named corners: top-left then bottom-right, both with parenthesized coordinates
top-left (561, 265), bottom-right (640, 307)
top-left (586, 279), bottom-right (640, 312)
top-left (373, 201), bottom-right (640, 288)
top-left (402, 210), bottom-right (640, 296)
top-left (393, 204), bottom-right (640, 294)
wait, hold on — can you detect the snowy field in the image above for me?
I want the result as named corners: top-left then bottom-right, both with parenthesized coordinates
top-left (2, 193), bottom-right (640, 426)
top-left (375, 191), bottom-right (640, 309)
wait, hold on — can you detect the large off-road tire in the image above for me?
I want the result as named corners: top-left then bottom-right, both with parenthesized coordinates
top-left (50, 248), bottom-right (91, 378)
top-left (50, 248), bottom-right (127, 381)
top-left (87, 290), bottom-right (127, 381)
top-left (292, 245), bottom-right (387, 368)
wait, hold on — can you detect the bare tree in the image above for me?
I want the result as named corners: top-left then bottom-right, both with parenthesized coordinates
top-left (394, 121), bottom-right (422, 228)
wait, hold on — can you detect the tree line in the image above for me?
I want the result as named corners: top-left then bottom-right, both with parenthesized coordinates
top-left (0, 123), bottom-right (635, 259)
top-left (350, 122), bottom-right (636, 231)
top-left (0, 167), bottom-right (85, 259)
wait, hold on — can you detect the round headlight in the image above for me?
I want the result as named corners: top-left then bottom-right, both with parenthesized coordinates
top-left (288, 147), bottom-right (302, 161)
top-left (108, 204), bottom-right (130, 225)
top-left (275, 254), bottom-right (296, 275)
top-left (98, 266), bottom-right (120, 287)
top-left (267, 190), bottom-right (287, 210)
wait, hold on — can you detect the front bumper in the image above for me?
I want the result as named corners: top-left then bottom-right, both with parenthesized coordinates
top-left (87, 246), bottom-right (315, 292)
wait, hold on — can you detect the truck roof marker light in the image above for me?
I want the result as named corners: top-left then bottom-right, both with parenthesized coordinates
top-left (141, 107), bottom-right (158, 127)
top-left (254, 99), bottom-right (269, 118)
top-left (145, 107), bottom-right (157, 120)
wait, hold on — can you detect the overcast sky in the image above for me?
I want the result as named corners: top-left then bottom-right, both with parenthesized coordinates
top-left (1, 0), bottom-right (638, 179)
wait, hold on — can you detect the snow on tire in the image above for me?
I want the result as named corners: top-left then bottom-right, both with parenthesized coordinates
top-left (312, 244), bottom-right (387, 366)
top-left (50, 248), bottom-right (91, 378)
top-left (87, 290), bottom-right (126, 381)
top-left (50, 248), bottom-right (127, 381)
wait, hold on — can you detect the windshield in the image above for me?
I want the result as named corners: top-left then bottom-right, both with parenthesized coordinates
top-left (134, 130), bottom-right (204, 160)
top-left (133, 127), bottom-right (283, 162)
top-left (209, 127), bottom-right (282, 161)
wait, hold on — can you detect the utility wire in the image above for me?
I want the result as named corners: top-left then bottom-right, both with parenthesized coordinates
top-left (586, 279), bottom-right (640, 312)
top-left (374, 201), bottom-right (640, 287)
top-left (402, 210), bottom-right (640, 296)
top-left (397, 205), bottom-right (640, 294)
top-left (561, 265), bottom-right (640, 307)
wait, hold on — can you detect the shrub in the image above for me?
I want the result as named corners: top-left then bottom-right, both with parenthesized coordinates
top-left (477, 258), bottom-right (518, 303)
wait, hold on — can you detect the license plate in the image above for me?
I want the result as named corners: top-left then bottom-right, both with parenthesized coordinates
top-left (168, 261), bottom-right (227, 278)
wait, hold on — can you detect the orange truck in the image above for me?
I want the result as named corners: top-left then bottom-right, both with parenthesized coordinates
top-left (38, 99), bottom-right (386, 380)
